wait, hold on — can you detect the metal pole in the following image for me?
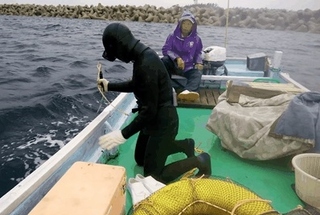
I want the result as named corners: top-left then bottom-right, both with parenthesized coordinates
top-left (225, 0), bottom-right (230, 49)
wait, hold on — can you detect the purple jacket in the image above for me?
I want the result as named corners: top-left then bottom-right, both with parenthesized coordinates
top-left (162, 11), bottom-right (203, 72)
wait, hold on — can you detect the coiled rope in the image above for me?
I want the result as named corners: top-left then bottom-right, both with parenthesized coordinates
top-left (133, 177), bottom-right (278, 215)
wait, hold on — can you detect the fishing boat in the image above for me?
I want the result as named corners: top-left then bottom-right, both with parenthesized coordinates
top-left (1, 46), bottom-right (319, 215)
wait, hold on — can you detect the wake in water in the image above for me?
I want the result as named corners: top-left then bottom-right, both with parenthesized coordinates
top-left (0, 89), bottom-right (106, 195)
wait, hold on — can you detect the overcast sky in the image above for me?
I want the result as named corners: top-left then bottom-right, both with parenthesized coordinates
top-left (1, 0), bottom-right (319, 11)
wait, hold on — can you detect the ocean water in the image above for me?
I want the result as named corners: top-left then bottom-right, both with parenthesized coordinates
top-left (0, 15), bottom-right (320, 198)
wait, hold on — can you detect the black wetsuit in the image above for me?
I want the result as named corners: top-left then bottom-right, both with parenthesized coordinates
top-left (103, 23), bottom-right (210, 183)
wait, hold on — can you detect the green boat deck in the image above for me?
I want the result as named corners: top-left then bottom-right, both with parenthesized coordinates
top-left (107, 107), bottom-right (303, 214)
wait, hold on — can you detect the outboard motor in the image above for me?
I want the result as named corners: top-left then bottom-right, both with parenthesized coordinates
top-left (202, 46), bottom-right (227, 75)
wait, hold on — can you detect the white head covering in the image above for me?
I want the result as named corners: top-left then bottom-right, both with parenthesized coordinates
top-left (179, 10), bottom-right (195, 24)
top-left (179, 16), bottom-right (194, 24)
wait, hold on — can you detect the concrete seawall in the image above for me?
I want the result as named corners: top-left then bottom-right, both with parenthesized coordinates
top-left (1, 3), bottom-right (320, 34)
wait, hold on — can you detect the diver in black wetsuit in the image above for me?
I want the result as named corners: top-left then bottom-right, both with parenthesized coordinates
top-left (97, 23), bottom-right (211, 183)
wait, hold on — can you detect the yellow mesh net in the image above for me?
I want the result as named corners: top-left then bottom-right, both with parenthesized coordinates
top-left (133, 178), bottom-right (279, 215)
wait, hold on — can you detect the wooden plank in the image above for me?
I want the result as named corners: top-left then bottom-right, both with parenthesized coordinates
top-left (206, 89), bottom-right (216, 106)
top-left (177, 89), bottom-right (223, 109)
top-left (212, 90), bottom-right (221, 105)
top-left (177, 98), bottom-right (203, 108)
top-left (199, 89), bottom-right (208, 105)
top-left (226, 81), bottom-right (304, 103)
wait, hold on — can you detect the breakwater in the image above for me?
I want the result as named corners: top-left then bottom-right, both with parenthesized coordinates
top-left (1, 3), bottom-right (320, 34)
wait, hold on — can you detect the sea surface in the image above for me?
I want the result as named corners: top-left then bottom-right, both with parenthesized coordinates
top-left (0, 15), bottom-right (320, 198)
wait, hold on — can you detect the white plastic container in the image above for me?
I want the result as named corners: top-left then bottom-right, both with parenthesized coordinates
top-left (292, 153), bottom-right (320, 209)
top-left (272, 51), bottom-right (283, 69)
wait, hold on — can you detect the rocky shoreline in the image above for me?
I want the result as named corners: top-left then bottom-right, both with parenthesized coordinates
top-left (1, 3), bottom-right (320, 34)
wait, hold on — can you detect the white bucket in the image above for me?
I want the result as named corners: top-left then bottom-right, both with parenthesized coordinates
top-left (272, 51), bottom-right (283, 69)
top-left (292, 153), bottom-right (320, 209)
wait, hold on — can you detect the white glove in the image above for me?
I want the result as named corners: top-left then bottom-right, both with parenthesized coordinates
top-left (99, 130), bottom-right (126, 150)
top-left (97, 78), bottom-right (109, 93)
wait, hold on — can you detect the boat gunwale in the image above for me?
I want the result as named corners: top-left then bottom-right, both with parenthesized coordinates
top-left (0, 93), bottom-right (137, 215)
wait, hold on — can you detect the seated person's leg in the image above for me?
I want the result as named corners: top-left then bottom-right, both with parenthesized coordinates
top-left (177, 69), bottom-right (202, 101)
top-left (184, 69), bottom-right (202, 92)
top-left (161, 56), bottom-right (183, 77)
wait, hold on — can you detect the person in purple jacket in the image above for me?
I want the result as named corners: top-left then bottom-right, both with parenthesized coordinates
top-left (161, 10), bottom-right (203, 102)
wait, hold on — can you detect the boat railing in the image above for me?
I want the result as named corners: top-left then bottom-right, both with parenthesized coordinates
top-left (0, 92), bottom-right (137, 215)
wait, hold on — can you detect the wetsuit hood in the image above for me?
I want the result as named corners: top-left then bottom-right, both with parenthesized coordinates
top-left (102, 23), bottom-right (139, 63)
